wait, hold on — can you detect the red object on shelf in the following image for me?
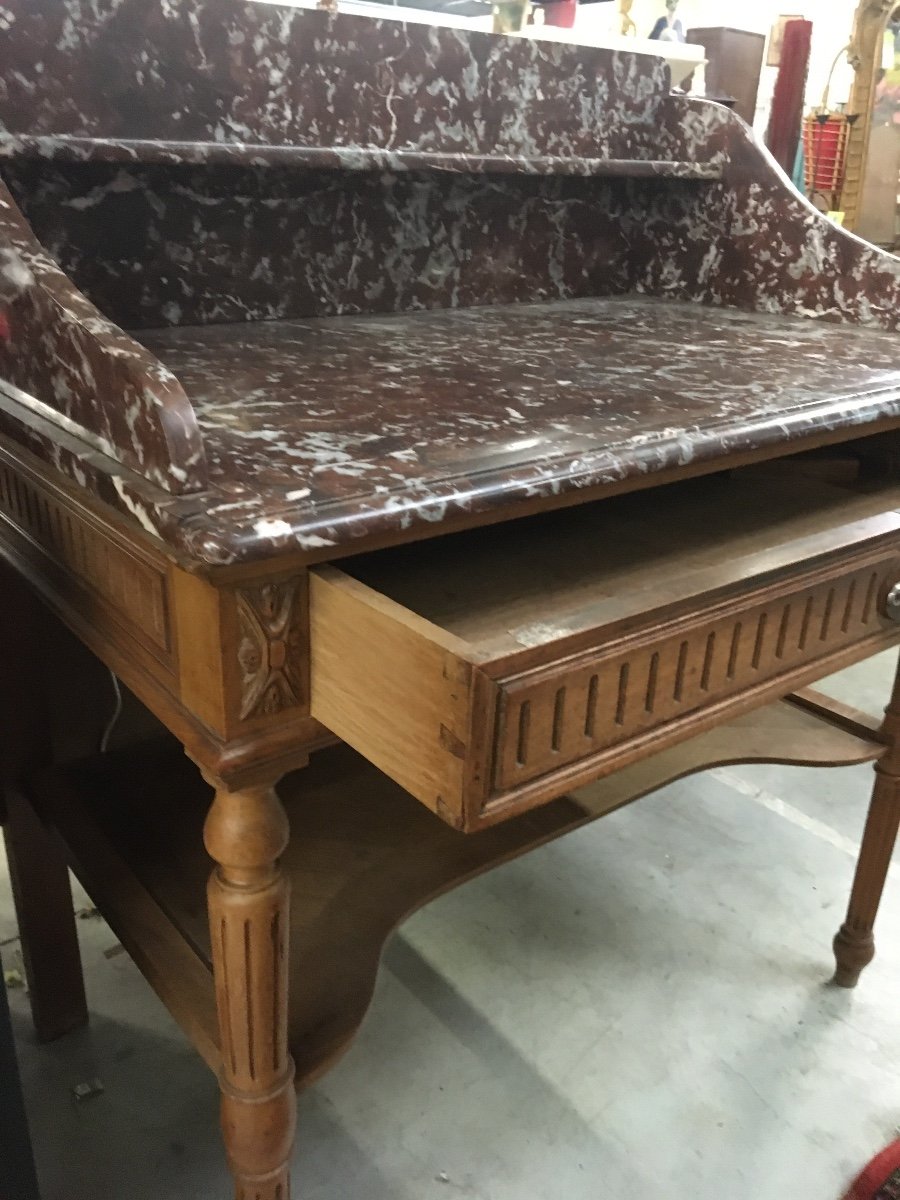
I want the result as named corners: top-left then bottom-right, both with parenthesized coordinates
top-left (542, 0), bottom-right (576, 26)
top-left (803, 113), bottom-right (850, 209)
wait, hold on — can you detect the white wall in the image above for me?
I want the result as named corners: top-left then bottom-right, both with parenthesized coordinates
top-left (575, 0), bottom-right (859, 130)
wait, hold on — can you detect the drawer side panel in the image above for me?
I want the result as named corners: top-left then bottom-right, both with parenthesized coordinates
top-left (309, 567), bottom-right (477, 827)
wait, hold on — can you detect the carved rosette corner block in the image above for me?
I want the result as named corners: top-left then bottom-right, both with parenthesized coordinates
top-left (236, 582), bottom-right (305, 720)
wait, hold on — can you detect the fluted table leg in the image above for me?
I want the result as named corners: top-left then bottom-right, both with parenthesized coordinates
top-left (204, 776), bottom-right (296, 1199)
top-left (833, 657), bottom-right (900, 988)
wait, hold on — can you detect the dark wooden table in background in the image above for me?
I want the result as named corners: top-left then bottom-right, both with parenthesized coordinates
top-left (0, 950), bottom-right (40, 1200)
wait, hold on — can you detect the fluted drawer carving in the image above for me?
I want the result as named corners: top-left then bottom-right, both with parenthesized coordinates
top-left (310, 488), bottom-right (900, 830)
top-left (493, 560), bottom-right (897, 793)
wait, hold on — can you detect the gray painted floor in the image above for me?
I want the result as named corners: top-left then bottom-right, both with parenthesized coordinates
top-left (3, 652), bottom-right (900, 1200)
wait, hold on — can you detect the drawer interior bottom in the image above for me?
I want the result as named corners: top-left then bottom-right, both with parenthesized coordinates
top-left (341, 467), bottom-right (900, 659)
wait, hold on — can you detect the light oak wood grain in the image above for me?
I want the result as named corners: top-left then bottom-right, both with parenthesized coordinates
top-left (204, 776), bottom-right (296, 1200)
top-left (7, 439), bottom-right (900, 1199)
top-left (834, 655), bottom-right (900, 987)
top-left (26, 698), bottom-right (884, 1090)
top-left (312, 475), bottom-right (900, 829)
top-left (310, 567), bottom-right (483, 827)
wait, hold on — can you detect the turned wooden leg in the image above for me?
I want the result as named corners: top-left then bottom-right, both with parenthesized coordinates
top-left (833, 661), bottom-right (900, 988)
top-left (204, 777), bottom-right (296, 1199)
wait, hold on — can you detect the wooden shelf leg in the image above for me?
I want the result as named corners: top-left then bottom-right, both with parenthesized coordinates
top-left (203, 776), bottom-right (297, 1200)
top-left (3, 787), bottom-right (88, 1041)
top-left (1, 561), bottom-right (87, 1042)
top-left (833, 660), bottom-right (900, 988)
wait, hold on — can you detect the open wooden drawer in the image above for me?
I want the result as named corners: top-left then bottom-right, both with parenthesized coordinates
top-left (310, 470), bottom-right (900, 830)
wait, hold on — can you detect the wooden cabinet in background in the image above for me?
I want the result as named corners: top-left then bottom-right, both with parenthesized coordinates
top-left (688, 26), bottom-right (766, 126)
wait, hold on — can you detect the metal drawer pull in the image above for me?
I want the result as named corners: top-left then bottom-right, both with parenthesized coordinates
top-left (885, 584), bottom-right (900, 622)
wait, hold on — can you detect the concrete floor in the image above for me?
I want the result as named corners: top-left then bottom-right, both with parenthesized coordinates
top-left (4, 652), bottom-right (900, 1200)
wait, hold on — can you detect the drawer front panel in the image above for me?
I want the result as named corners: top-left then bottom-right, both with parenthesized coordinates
top-left (492, 554), bottom-right (900, 794)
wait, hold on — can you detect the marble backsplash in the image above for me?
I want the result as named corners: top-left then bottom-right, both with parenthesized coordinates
top-left (0, 0), bottom-right (898, 552)
top-left (4, 158), bottom-right (649, 329)
top-left (0, 0), bottom-right (672, 160)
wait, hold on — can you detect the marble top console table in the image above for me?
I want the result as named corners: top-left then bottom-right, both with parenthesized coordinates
top-left (1, 2), bottom-right (900, 1195)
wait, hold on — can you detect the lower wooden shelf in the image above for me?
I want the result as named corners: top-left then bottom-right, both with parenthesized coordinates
top-left (32, 697), bottom-right (883, 1089)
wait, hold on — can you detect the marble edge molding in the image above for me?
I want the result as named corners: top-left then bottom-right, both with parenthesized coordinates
top-left (0, 135), bottom-right (726, 180)
top-left (4, 365), bottom-right (900, 570)
top-left (176, 382), bottom-right (900, 565)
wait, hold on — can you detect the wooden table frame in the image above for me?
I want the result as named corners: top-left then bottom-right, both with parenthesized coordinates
top-left (3, 443), bottom-right (900, 1199)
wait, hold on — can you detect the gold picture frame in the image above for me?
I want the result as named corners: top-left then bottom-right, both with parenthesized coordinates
top-left (840, 0), bottom-right (900, 231)
top-left (767, 15), bottom-right (805, 67)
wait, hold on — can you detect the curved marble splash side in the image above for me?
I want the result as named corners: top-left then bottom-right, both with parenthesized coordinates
top-left (5, 99), bottom-right (899, 335)
top-left (0, 179), bottom-right (206, 494)
top-left (639, 96), bottom-right (900, 331)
